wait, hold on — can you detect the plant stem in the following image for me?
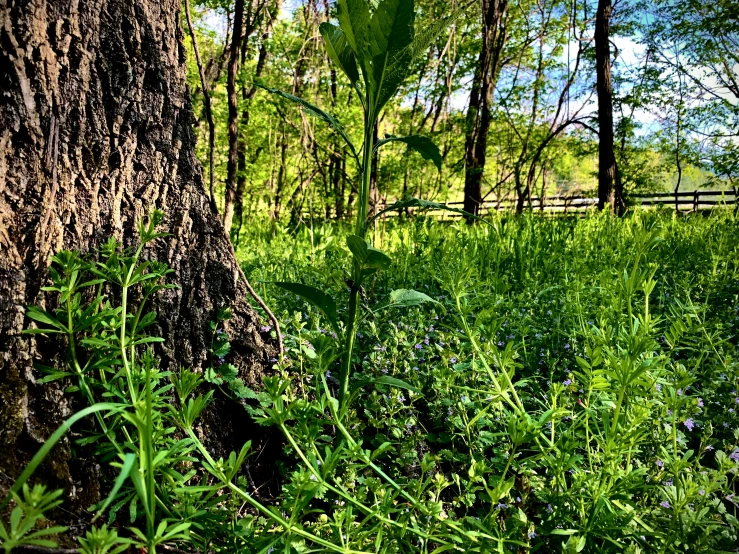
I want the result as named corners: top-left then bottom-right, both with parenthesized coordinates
top-left (339, 112), bottom-right (376, 411)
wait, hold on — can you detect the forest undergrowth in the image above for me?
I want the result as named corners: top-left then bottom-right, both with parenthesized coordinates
top-left (3, 209), bottom-right (739, 553)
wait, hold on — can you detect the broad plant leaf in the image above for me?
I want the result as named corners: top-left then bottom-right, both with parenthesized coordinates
top-left (273, 282), bottom-right (341, 336)
top-left (368, 197), bottom-right (489, 224)
top-left (367, 0), bottom-right (416, 114)
top-left (388, 288), bottom-right (439, 307)
top-left (337, 0), bottom-right (371, 75)
top-left (346, 234), bottom-right (369, 261)
top-left (346, 235), bottom-right (392, 270)
top-left (375, 134), bottom-right (442, 171)
top-left (319, 23), bottom-right (360, 86)
top-left (256, 83), bottom-right (358, 163)
top-left (366, 246), bottom-right (392, 270)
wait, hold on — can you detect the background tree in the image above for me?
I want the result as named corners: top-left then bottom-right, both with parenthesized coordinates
top-left (463, 0), bottom-right (509, 218)
top-left (594, 0), bottom-right (624, 213)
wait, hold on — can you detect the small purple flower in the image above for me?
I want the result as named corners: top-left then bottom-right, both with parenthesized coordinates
top-left (496, 502), bottom-right (508, 510)
top-left (660, 501), bottom-right (671, 509)
top-left (528, 531), bottom-right (537, 539)
top-left (684, 418), bottom-right (695, 431)
top-left (564, 343), bottom-right (570, 350)
top-left (546, 504), bottom-right (553, 513)
top-left (498, 341), bottom-right (504, 347)
top-left (414, 343), bottom-right (422, 350)
top-left (656, 383), bottom-right (662, 392)
top-left (705, 445), bottom-right (715, 451)
top-left (667, 409), bottom-right (672, 416)
top-left (326, 370), bottom-right (332, 378)
top-left (663, 478), bottom-right (673, 486)
top-left (735, 397), bottom-right (739, 404)
top-left (677, 388), bottom-right (683, 396)
top-left (450, 357), bottom-right (457, 364)
top-left (260, 325), bottom-right (272, 333)
top-left (698, 398), bottom-right (704, 407)
top-left (563, 379), bottom-right (572, 386)
top-left (730, 449), bottom-right (739, 462)
top-left (656, 459), bottom-right (664, 468)
top-left (699, 489), bottom-right (706, 496)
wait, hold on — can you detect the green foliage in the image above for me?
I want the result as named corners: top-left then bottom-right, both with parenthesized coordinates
top-left (259, 0), bottom-right (459, 414)
top-left (5, 209), bottom-right (739, 553)
top-left (235, 209), bottom-right (739, 552)
top-left (0, 485), bottom-right (66, 553)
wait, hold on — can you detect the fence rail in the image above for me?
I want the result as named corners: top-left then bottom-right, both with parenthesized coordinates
top-left (372, 189), bottom-right (738, 218)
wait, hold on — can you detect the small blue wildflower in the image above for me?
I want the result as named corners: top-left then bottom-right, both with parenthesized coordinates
top-left (684, 418), bottom-right (695, 431)
top-left (260, 325), bottom-right (271, 333)
top-left (414, 343), bottom-right (422, 350)
top-left (660, 501), bottom-right (671, 509)
top-left (563, 379), bottom-right (572, 386)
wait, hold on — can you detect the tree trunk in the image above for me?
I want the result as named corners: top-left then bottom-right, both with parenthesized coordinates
top-left (595, 0), bottom-right (624, 214)
top-left (0, 0), bottom-right (277, 512)
top-left (223, 0), bottom-right (246, 234)
top-left (463, 0), bottom-right (508, 220)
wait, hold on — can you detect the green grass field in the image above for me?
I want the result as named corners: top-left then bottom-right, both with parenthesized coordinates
top-left (234, 209), bottom-right (739, 552)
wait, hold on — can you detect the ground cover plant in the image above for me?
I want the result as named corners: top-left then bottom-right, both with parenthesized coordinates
top-left (3, 209), bottom-right (739, 553)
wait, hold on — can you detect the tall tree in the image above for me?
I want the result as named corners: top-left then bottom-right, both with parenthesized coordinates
top-left (595, 0), bottom-right (624, 213)
top-left (223, 0), bottom-right (247, 233)
top-left (0, 0), bottom-right (276, 510)
top-left (463, 0), bottom-right (509, 218)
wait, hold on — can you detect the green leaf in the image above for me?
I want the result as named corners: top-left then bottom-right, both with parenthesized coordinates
top-left (375, 134), bottom-right (442, 171)
top-left (256, 83), bottom-right (358, 163)
top-left (1, 403), bottom-right (126, 511)
top-left (388, 289), bottom-right (439, 307)
top-left (346, 234), bottom-right (369, 262)
top-left (24, 306), bottom-right (66, 332)
top-left (272, 282), bottom-right (341, 336)
top-left (347, 235), bottom-right (392, 270)
top-left (337, 0), bottom-right (370, 71)
top-left (365, 246), bottom-right (392, 270)
top-left (319, 22), bottom-right (359, 85)
top-left (367, 0), bottom-right (416, 113)
top-left (368, 197), bottom-right (489, 224)
top-left (371, 375), bottom-right (421, 393)
top-left (93, 453), bottom-right (136, 521)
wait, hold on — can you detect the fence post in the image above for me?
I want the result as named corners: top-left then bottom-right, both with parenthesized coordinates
top-left (693, 190), bottom-right (698, 212)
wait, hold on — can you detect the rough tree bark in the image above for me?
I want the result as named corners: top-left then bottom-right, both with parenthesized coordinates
top-left (0, 0), bottom-right (277, 511)
top-left (595, 0), bottom-right (624, 214)
top-left (463, 0), bottom-right (508, 220)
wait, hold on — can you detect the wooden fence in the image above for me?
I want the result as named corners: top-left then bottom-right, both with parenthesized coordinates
top-left (373, 189), bottom-right (738, 219)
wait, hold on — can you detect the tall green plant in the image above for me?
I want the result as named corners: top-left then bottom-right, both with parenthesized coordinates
top-left (259, 0), bottom-right (462, 411)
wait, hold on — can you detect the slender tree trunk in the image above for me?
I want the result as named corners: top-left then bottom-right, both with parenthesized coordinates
top-left (595, 0), bottom-right (624, 214)
top-left (223, 0), bottom-right (246, 233)
top-left (0, 0), bottom-right (278, 511)
top-left (463, 0), bottom-right (508, 220)
top-left (184, 0), bottom-right (217, 210)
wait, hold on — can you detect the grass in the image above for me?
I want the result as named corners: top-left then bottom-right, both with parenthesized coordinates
top-left (235, 208), bottom-right (739, 552)
top-left (5, 208), bottom-right (739, 553)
